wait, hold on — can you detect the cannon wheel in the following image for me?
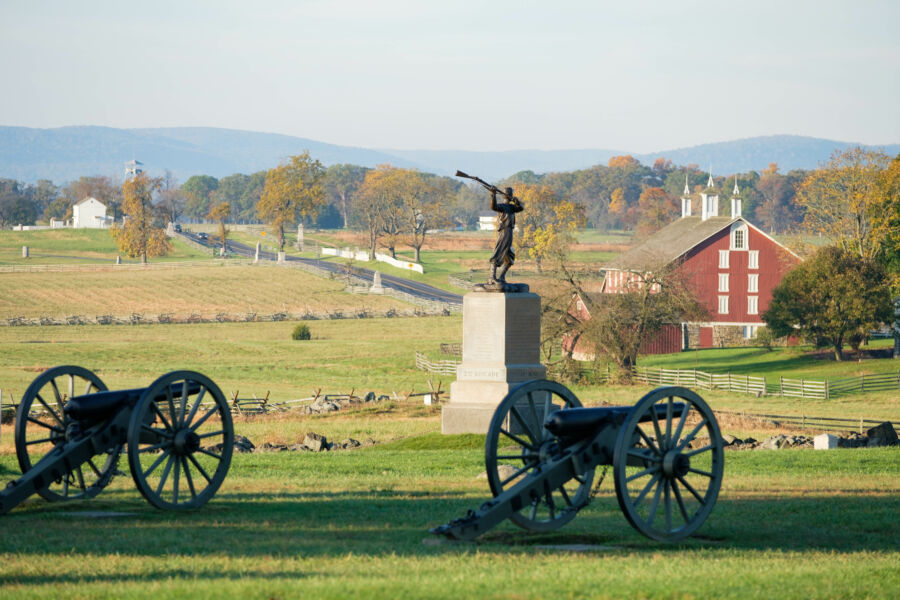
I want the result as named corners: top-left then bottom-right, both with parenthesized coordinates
top-left (485, 379), bottom-right (595, 532)
top-left (613, 386), bottom-right (724, 542)
top-left (14, 365), bottom-right (122, 502)
top-left (127, 370), bottom-right (234, 509)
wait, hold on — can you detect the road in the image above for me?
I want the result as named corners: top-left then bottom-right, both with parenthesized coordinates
top-left (183, 233), bottom-right (463, 305)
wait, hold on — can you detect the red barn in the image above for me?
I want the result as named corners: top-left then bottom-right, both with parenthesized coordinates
top-left (565, 176), bottom-right (801, 357)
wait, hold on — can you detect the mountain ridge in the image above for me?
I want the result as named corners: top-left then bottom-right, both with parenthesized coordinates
top-left (1, 125), bottom-right (897, 184)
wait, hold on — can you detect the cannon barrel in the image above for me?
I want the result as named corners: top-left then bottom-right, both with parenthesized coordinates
top-left (66, 382), bottom-right (203, 422)
top-left (544, 403), bottom-right (685, 440)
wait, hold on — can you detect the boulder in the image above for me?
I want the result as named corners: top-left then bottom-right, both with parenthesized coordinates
top-left (865, 422), bottom-right (898, 447)
top-left (721, 434), bottom-right (742, 446)
top-left (304, 432), bottom-right (327, 452)
top-left (233, 435), bottom-right (256, 453)
top-left (759, 435), bottom-right (788, 450)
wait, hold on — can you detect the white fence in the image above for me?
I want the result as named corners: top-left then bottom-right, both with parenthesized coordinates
top-left (374, 253), bottom-right (424, 274)
top-left (635, 367), bottom-right (767, 395)
top-left (321, 247), bottom-right (370, 262)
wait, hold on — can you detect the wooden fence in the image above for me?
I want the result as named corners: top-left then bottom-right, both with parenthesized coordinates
top-left (414, 352), bottom-right (461, 375)
top-left (634, 367), bottom-right (767, 395)
top-left (636, 367), bottom-right (900, 400)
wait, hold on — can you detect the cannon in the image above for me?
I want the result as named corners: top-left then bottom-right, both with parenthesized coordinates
top-left (431, 380), bottom-right (724, 542)
top-left (1, 366), bottom-right (234, 515)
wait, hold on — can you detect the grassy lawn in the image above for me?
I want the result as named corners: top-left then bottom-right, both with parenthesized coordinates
top-left (0, 405), bottom-right (896, 598)
top-left (0, 229), bottom-right (211, 265)
top-left (0, 307), bottom-right (897, 597)
top-left (642, 341), bottom-right (900, 380)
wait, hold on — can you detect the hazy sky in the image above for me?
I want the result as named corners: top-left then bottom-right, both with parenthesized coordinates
top-left (1, 0), bottom-right (898, 152)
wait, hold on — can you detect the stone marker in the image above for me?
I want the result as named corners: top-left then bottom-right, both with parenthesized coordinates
top-left (296, 224), bottom-right (304, 251)
top-left (116, 256), bottom-right (121, 265)
top-left (254, 241), bottom-right (261, 263)
top-left (22, 246), bottom-right (28, 258)
top-left (814, 433), bottom-right (839, 450)
top-left (277, 251), bottom-right (286, 264)
top-left (370, 271), bottom-right (385, 294)
top-left (442, 291), bottom-right (546, 434)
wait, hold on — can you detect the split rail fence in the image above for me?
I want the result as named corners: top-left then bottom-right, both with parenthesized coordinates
top-left (635, 367), bottom-right (900, 400)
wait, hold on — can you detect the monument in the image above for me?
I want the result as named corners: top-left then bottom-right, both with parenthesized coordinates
top-left (443, 172), bottom-right (545, 434)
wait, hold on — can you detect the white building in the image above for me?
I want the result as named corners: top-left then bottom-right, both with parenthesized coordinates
top-left (478, 211), bottom-right (497, 231)
top-left (72, 197), bottom-right (113, 229)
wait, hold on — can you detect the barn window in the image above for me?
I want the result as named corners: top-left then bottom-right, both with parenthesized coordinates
top-left (719, 250), bottom-right (729, 269)
top-left (748, 274), bottom-right (759, 293)
top-left (748, 296), bottom-right (758, 315)
top-left (743, 325), bottom-right (758, 339)
top-left (718, 296), bottom-right (729, 314)
top-left (730, 223), bottom-right (749, 250)
top-left (718, 273), bottom-right (729, 292)
top-left (749, 250), bottom-right (759, 269)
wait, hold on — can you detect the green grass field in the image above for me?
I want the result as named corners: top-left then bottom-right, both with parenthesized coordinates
top-left (0, 227), bottom-right (897, 598)
top-left (0, 229), bottom-right (211, 265)
top-left (0, 409), bottom-right (897, 599)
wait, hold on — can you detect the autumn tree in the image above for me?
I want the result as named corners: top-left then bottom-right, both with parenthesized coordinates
top-left (635, 187), bottom-right (678, 237)
top-left (514, 184), bottom-right (585, 272)
top-left (797, 148), bottom-right (895, 260)
top-left (207, 202), bottom-right (231, 255)
top-left (110, 173), bottom-right (171, 263)
top-left (763, 246), bottom-right (891, 360)
top-left (257, 152), bottom-right (326, 251)
top-left (354, 165), bottom-right (409, 259)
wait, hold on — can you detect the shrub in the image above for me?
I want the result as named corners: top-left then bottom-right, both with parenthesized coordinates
top-left (292, 323), bottom-right (311, 340)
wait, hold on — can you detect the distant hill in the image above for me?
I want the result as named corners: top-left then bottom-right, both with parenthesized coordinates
top-left (0, 126), bottom-right (897, 184)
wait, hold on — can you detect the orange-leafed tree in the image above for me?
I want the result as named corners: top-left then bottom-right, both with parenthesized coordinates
top-left (636, 187), bottom-right (679, 237)
top-left (110, 173), bottom-right (171, 264)
top-left (257, 152), bottom-right (326, 251)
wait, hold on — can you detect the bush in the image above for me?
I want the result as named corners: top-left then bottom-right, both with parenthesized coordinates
top-left (292, 323), bottom-right (311, 340)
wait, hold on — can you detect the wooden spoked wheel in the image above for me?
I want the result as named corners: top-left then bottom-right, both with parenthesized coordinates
top-left (485, 380), bottom-right (595, 532)
top-left (613, 386), bottom-right (724, 542)
top-left (14, 365), bottom-right (122, 501)
top-left (127, 371), bottom-right (234, 509)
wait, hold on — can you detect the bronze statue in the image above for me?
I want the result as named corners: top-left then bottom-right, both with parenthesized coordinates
top-left (456, 171), bottom-right (525, 290)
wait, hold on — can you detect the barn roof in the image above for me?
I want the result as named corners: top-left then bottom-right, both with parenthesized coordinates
top-left (604, 216), bottom-right (738, 270)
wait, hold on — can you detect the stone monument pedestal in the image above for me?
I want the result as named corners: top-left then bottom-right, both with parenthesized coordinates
top-left (442, 291), bottom-right (546, 434)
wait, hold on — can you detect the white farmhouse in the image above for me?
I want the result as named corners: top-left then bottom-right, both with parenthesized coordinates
top-left (72, 197), bottom-right (112, 229)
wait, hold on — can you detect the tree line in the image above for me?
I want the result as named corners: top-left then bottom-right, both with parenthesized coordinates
top-left (3, 153), bottom-right (814, 235)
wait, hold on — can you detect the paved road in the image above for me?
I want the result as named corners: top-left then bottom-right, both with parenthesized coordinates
top-left (184, 233), bottom-right (463, 305)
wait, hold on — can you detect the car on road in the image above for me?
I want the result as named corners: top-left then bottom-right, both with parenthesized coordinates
top-left (198, 232), bottom-right (208, 241)
top-left (174, 224), bottom-right (182, 233)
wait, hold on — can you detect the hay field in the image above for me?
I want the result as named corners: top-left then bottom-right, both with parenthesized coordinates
top-left (0, 264), bottom-right (409, 319)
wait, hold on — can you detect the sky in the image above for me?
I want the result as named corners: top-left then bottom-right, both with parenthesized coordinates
top-left (1, 0), bottom-right (898, 152)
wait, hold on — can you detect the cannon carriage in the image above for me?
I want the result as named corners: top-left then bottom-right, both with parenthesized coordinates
top-left (432, 380), bottom-right (724, 542)
top-left (1, 366), bottom-right (234, 515)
